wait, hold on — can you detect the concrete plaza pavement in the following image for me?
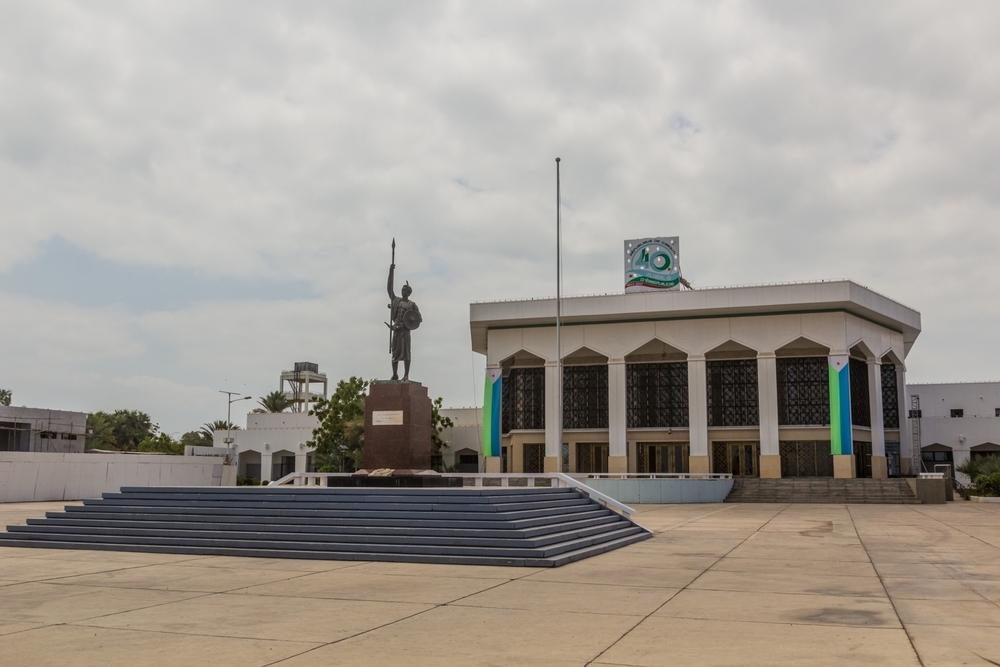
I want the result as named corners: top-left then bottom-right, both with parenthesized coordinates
top-left (0, 500), bottom-right (998, 666)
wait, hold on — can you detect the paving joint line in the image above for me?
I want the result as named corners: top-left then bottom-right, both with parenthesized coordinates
top-left (260, 565), bottom-right (543, 666)
top-left (583, 503), bottom-right (793, 667)
top-left (847, 505), bottom-right (926, 667)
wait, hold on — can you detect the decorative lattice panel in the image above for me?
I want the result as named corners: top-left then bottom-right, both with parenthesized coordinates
top-left (626, 362), bottom-right (689, 428)
top-left (881, 363), bottom-right (899, 429)
top-left (522, 443), bottom-right (544, 473)
top-left (563, 365), bottom-right (609, 430)
top-left (501, 367), bottom-right (545, 434)
top-left (777, 357), bottom-right (830, 426)
top-left (779, 441), bottom-right (834, 477)
top-left (707, 359), bottom-right (759, 427)
top-left (849, 359), bottom-right (871, 427)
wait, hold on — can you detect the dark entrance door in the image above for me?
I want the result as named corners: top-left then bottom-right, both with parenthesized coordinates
top-left (638, 443), bottom-right (690, 474)
top-left (854, 441), bottom-right (872, 478)
top-left (712, 442), bottom-right (760, 477)
top-left (523, 443), bottom-right (544, 473)
top-left (576, 443), bottom-right (609, 473)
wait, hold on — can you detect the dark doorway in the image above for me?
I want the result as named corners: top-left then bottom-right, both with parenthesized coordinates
top-left (779, 441), bottom-right (833, 477)
top-left (523, 443), bottom-right (544, 473)
top-left (637, 443), bottom-right (690, 474)
top-left (854, 441), bottom-right (873, 478)
top-left (576, 443), bottom-right (609, 473)
top-left (457, 453), bottom-right (479, 473)
top-left (501, 446), bottom-right (508, 473)
top-left (885, 441), bottom-right (901, 477)
top-left (712, 442), bottom-right (760, 477)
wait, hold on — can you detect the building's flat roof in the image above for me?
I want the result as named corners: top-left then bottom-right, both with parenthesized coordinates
top-left (470, 280), bottom-right (921, 354)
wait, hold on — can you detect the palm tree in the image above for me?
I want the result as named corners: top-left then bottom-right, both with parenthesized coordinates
top-left (200, 420), bottom-right (240, 440)
top-left (258, 390), bottom-right (292, 413)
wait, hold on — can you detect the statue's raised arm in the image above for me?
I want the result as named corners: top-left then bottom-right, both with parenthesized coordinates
top-left (387, 262), bottom-right (396, 301)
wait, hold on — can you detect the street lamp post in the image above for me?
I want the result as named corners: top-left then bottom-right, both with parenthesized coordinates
top-left (219, 391), bottom-right (253, 453)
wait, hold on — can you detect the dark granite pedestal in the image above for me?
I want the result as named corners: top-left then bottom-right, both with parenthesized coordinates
top-left (363, 380), bottom-right (433, 470)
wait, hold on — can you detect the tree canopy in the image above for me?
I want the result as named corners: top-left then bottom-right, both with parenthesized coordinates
top-left (85, 409), bottom-right (158, 451)
top-left (309, 376), bottom-right (369, 472)
top-left (257, 390), bottom-right (292, 413)
top-left (0, 388), bottom-right (11, 407)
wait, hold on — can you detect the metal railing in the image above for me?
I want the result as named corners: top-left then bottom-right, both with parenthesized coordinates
top-left (266, 471), bottom-right (637, 517)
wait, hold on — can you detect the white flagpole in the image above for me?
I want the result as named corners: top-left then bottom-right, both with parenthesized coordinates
top-left (555, 157), bottom-right (563, 473)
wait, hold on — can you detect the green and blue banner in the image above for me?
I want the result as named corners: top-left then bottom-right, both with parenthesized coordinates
top-left (482, 368), bottom-right (502, 458)
top-left (828, 355), bottom-right (852, 456)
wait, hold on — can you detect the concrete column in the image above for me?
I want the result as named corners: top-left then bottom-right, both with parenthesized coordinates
top-left (544, 361), bottom-right (561, 472)
top-left (757, 352), bottom-right (781, 478)
top-left (868, 360), bottom-right (887, 478)
top-left (608, 359), bottom-right (628, 473)
top-left (261, 451), bottom-right (273, 482)
top-left (896, 365), bottom-right (914, 475)
top-left (688, 356), bottom-right (709, 473)
top-left (295, 451), bottom-right (308, 474)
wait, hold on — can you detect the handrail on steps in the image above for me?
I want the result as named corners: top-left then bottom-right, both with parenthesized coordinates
top-left (266, 471), bottom-right (637, 518)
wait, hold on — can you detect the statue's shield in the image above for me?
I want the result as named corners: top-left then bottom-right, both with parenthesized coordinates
top-left (403, 309), bottom-right (422, 330)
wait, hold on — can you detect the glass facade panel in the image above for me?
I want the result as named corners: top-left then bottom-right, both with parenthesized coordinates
top-left (501, 367), bottom-right (545, 433)
top-left (776, 357), bottom-right (830, 426)
top-left (626, 362), bottom-right (689, 428)
top-left (707, 360), bottom-right (759, 427)
top-left (564, 365), bottom-right (609, 430)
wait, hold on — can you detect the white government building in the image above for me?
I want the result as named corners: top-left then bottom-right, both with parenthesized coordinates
top-left (471, 280), bottom-right (921, 479)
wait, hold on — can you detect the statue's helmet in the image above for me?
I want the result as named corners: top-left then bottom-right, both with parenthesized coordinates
top-left (402, 282), bottom-right (412, 297)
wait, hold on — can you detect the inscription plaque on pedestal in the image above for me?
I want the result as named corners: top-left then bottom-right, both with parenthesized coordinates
top-left (363, 381), bottom-right (432, 470)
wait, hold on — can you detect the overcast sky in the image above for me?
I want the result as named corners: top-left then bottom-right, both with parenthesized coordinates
top-left (2, 1), bottom-right (999, 435)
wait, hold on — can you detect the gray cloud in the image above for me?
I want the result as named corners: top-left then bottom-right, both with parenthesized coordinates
top-left (1, 1), bottom-right (999, 432)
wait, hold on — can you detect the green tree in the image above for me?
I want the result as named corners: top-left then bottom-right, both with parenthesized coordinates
top-left (85, 410), bottom-right (157, 452)
top-left (137, 432), bottom-right (183, 455)
top-left (431, 397), bottom-right (454, 457)
top-left (179, 430), bottom-right (212, 449)
top-left (85, 412), bottom-right (117, 450)
top-left (0, 388), bottom-right (11, 406)
top-left (257, 390), bottom-right (292, 413)
top-left (200, 420), bottom-right (240, 442)
top-left (309, 377), bottom-right (370, 472)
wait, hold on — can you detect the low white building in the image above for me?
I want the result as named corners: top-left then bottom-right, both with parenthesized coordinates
top-left (215, 411), bottom-right (319, 482)
top-left (438, 407), bottom-right (483, 472)
top-left (0, 406), bottom-right (87, 454)
top-left (907, 382), bottom-right (1000, 483)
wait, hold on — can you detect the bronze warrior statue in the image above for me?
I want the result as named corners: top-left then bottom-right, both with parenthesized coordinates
top-left (387, 241), bottom-right (421, 381)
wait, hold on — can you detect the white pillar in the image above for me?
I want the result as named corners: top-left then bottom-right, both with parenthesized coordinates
top-left (544, 361), bottom-right (561, 472)
top-left (608, 359), bottom-right (627, 473)
top-left (261, 451), bottom-right (273, 482)
top-left (688, 356), bottom-right (709, 473)
top-left (897, 365), bottom-right (913, 474)
top-left (757, 353), bottom-right (781, 478)
top-left (295, 451), bottom-right (308, 473)
top-left (868, 360), bottom-right (887, 478)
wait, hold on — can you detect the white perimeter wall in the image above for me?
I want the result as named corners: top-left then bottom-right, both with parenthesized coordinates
top-left (0, 452), bottom-right (237, 503)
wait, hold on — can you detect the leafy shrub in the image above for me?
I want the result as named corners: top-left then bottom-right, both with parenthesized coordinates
top-left (237, 476), bottom-right (264, 486)
top-left (956, 454), bottom-right (1000, 482)
top-left (973, 472), bottom-right (1000, 497)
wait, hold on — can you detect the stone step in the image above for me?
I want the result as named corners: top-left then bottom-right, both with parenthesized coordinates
top-left (0, 487), bottom-right (651, 567)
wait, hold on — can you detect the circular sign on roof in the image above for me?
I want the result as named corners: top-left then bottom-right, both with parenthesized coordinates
top-left (624, 237), bottom-right (681, 292)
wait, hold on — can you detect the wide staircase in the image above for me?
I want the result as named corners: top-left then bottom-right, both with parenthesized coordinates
top-left (0, 486), bottom-right (650, 567)
top-left (724, 478), bottom-right (920, 504)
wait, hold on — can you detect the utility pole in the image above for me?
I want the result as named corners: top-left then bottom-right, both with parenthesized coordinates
top-left (219, 391), bottom-right (252, 454)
